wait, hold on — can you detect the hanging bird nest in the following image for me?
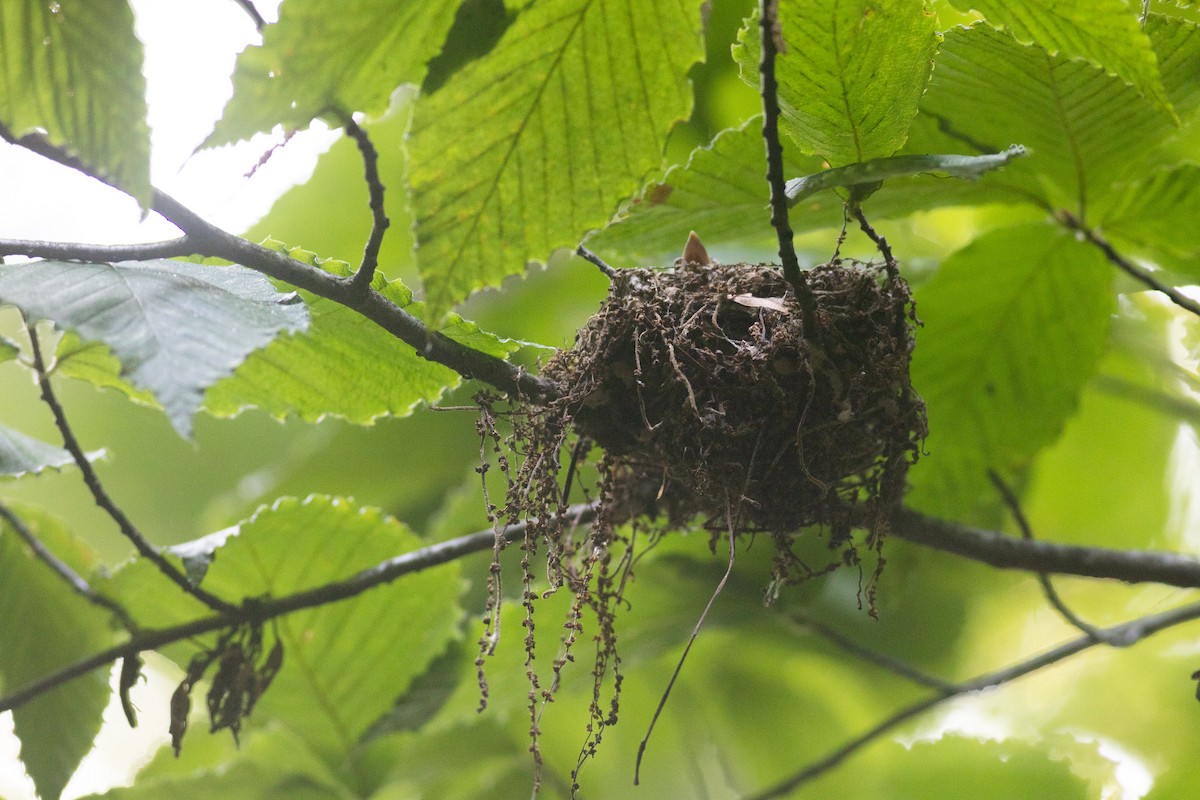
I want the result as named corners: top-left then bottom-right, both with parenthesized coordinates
top-left (530, 253), bottom-right (926, 558)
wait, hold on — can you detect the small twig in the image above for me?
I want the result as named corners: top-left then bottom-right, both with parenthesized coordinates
top-left (26, 325), bottom-right (238, 615)
top-left (851, 204), bottom-right (897, 280)
top-left (0, 502), bottom-right (137, 630)
top-left (575, 245), bottom-right (618, 279)
top-left (791, 614), bottom-right (955, 692)
top-left (988, 471), bottom-right (1113, 643)
top-left (0, 502), bottom-right (599, 715)
top-left (745, 597), bottom-right (1200, 798)
top-left (636, 434), bottom-right (762, 784)
top-left (1057, 210), bottom-right (1200, 320)
top-left (337, 112), bottom-right (390, 292)
top-left (758, 0), bottom-right (819, 336)
top-left (231, 0), bottom-right (266, 31)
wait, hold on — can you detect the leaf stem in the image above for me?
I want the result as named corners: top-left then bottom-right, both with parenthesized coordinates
top-left (758, 0), bottom-right (819, 335)
top-left (26, 325), bottom-right (238, 615)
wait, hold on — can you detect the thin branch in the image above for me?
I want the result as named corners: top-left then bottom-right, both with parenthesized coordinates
top-left (758, 0), bottom-right (819, 335)
top-left (0, 237), bottom-right (195, 262)
top-left (1057, 210), bottom-right (1200, 319)
top-left (745, 598), bottom-right (1200, 799)
top-left (26, 327), bottom-right (238, 615)
top-left (575, 245), bottom-right (617, 279)
top-left (892, 507), bottom-right (1200, 588)
top-left (988, 471), bottom-right (1111, 643)
top-left (337, 112), bottom-right (390, 291)
top-left (0, 503), bottom-right (598, 715)
top-left (0, 502), bottom-right (137, 630)
top-left (791, 614), bottom-right (955, 692)
top-left (851, 204), bottom-right (897, 280)
top-left (0, 125), bottom-right (557, 403)
top-left (231, 0), bottom-right (266, 31)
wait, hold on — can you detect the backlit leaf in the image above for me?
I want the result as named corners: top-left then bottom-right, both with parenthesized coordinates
top-left (0, 0), bottom-right (149, 202)
top-left (733, 0), bottom-right (940, 164)
top-left (947, 0), bottom-right (1174, 115)
top-left (207, 0), bottom-right (457, 146)
top-left (0, 423), bottom-right (103, 478)
top-left (0, 506), bottom-right (113, 800)
top-left (409, 0), bottom-right (705, 315)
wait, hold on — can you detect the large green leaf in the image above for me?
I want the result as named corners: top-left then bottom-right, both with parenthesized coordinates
top-left (0, 260), bottom-right (309, 438)
top-left (918, 24), bottom-right (1176, 211)
top-left (203, 242), bottom-right (525, 424)
top-left (732, 0), bottom-right (940, 164)
top-left (0, 507), bottom-right (113, 800)
top-left (103, 496), bottom-right (465, 762)
top-left (947, 0), bottom-right (1174, 115)
top-left (908, 223), bottom-right (1114, 517)
top-left (0, 0), bottom-right (149, 202)
top-left (206, 0), bottom-right (458, 146)
top-left (408, 0), bottom-right (705, 315)
top-left (0, 423), bottom-right (103, 478)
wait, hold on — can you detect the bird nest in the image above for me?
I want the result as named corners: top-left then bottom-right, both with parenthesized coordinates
top-left (532, 257), bottom-right (925, 556)
top-left (476, 251), bottom-right (926, 789)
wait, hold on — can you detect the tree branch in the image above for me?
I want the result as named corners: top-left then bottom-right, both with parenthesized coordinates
top-left (757, 0), bottom-right (819, 335)
top-left (0, 125), bottom-right (558, 404)
top-left (0, 503), bottom-right (597, 715)
top-left (0, 502), bottom-right (137, 630)
top-left (892, 507), bottom-right (1200, 588)
top-left (747, 598), bottom-right (1200, 799)
top-left (336, 112), bottom-right (390, 291)
top-left (0, 237), bottom-right (195, 262)
top-left (27, 327), bottom-right (238, 615)
top-left (231, 0), bottom-right (266, 31)
top-left (1057, 209), bottom-right (1200, 320)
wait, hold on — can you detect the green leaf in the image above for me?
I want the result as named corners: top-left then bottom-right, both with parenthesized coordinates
top-left (733, 0), bottom-right (940, 164)
top-left (408, 0), bottom-right (705, 315)
top-left (1098, 163), bottom-right (1200, 274)
top-left (0, 0), bottom-right (149, 203)
top-left (0, 260), bottom-right (309, 438)
top-left (785, 145), bottom-right (1028, 206)
top-left (0, 422), bottom-right (103, 478)
top-left (105, 496), bottom-right (465, 761)
top-left (0, 506), bottom-right (113, 800)
top-left (918, 24), bottom-right (1175, 209)
top-left (908, 223), bottom-right (1114, 517)
top-left (947, 0), bottom-right (1174, 116)
top-left (206, 0), bottom-right (458, 146)
top-left (1150, 14), bottom-right (1200, 119)
top-left (202, 242), bottom-right (522, 424)
top-left (590, 120), bottom-right (1030, 266)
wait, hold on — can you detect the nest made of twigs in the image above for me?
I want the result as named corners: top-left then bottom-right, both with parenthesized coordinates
top-left (536, 259), bottom-right (926, 552)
